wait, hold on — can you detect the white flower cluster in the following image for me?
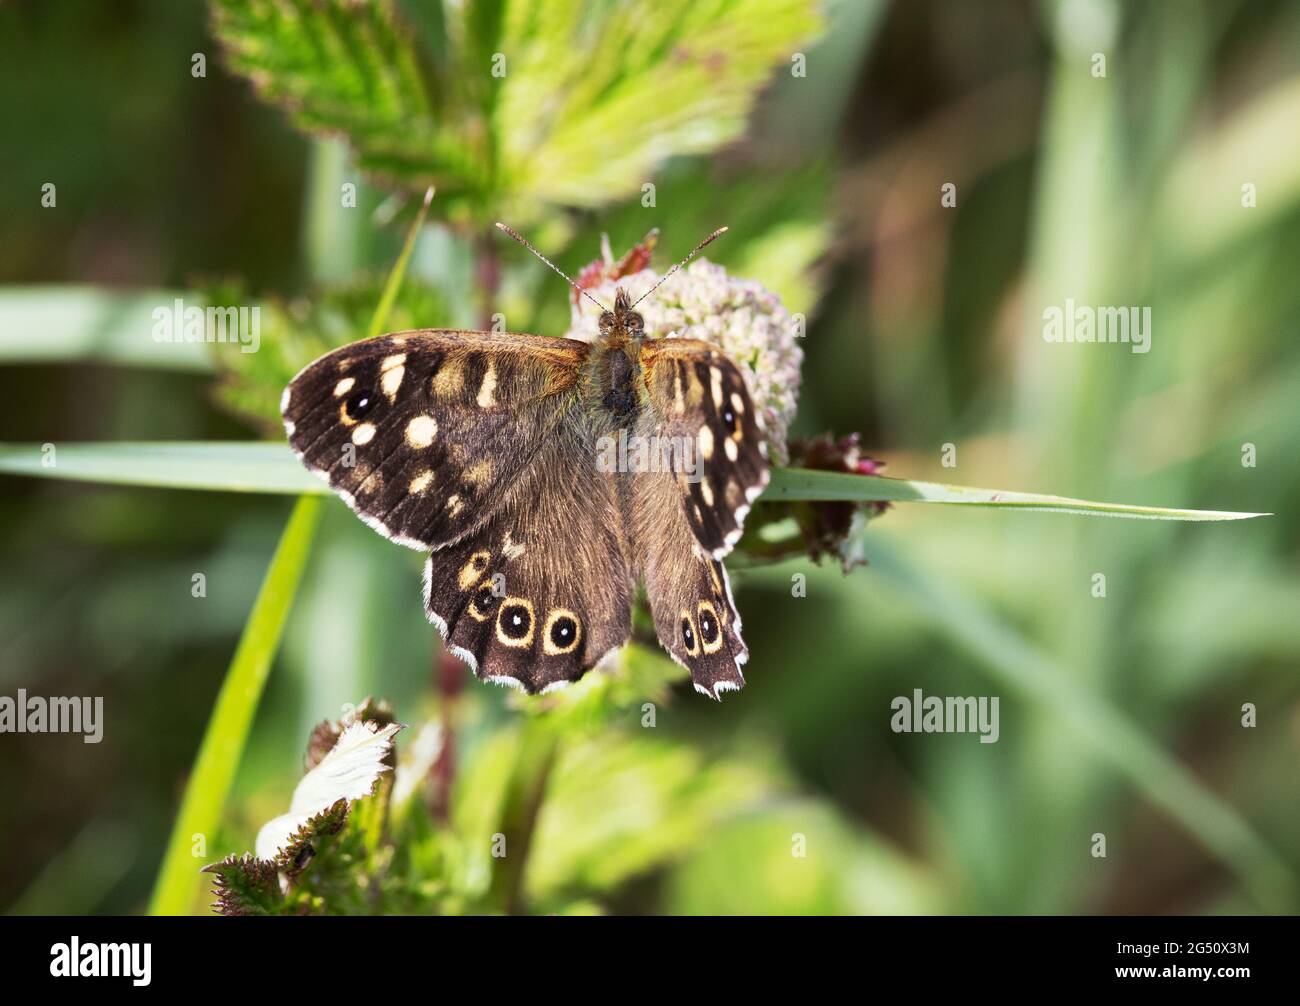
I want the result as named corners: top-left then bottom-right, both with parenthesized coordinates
top-left (568, 260), bottom-right (803, 463)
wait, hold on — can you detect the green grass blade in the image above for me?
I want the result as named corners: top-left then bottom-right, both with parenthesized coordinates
top-left (367, 186), bottom-right (434, 340)
top-left (765, 468), bottom-right (1270, 520)
top-left (0, 441), bottom-right (325, 495)
top-left (147, 494), bottom-right (322, 915)
top-left (0, 441), bottom-right (1268, 522)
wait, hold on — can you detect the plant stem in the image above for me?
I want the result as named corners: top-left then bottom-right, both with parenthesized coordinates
top-left (487, 721), bottom-right (560, 915)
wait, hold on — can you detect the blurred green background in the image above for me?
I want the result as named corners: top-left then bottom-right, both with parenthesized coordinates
top-left (1, 0), bottom-right (1298, 915)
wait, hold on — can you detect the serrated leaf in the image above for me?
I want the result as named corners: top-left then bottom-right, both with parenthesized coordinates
top-left (201, 853), bottom-right (284, 916)
top-left (210, 0), bottom-right (824, 219)
top-left (211, 0), bottom-right (485, 200)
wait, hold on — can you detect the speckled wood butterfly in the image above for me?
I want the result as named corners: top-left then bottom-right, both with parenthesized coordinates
top-left (282, 225), bottom-right (768, 699)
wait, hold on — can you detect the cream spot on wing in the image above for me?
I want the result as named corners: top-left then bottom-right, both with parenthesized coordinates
top-left (381, 364), bottom-right (405, 401)
top-left (476, 359), bottom-right (498, 408)
top-left (409, 470), bottom-right (433, 494)
top-left (465, 460), bottom-right (492, 486)
top-left (730, 391), bottom-right (745, 414)
top-left (700, 480), bottom-right (714, 506)
top-left (405, 414), bottom-right (438, 448)
top-left (446, 495), bottom-right (464, 518)
top-left (724, 437), bottom-right (739, 461)
top-left (726, 479), bottom-right (743, 508)
top-left (333, 377), bottom-right (355, 398)
top-left (673, 366), bottom-right (685, 415)
top-left (710, 367), bottom-right (724, 408)
top-left (381, 352), bottom-right (406, 370)
top-left (698, 425), bottom-right (714, 460)
top-left (502, 531), bottom-right (525, 560)
top-left (351, 422), bottom-right (376, 446)
top-left (361, 470), bottom-right (384, 495)
top-left (432, 357), bottom-right (463, 397)
top-left (458, 551), bottom-right (490, 591)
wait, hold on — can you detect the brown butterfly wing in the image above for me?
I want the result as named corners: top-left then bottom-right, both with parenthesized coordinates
top-left (281, 329), bottom-right (587, 550)
top-left (633, 337), bottom-right (770, 698)
top-left (422, 412), bottom-right (636, 693)
top-left (637, 338), bottom-right (769, 556)
top-left (632, 471), bottom-right (751, 698)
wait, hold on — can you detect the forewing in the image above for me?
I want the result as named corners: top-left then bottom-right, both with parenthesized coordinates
top-left (282, 329), bottom-right (587, 550)
top-left (422, 414), bottom-right (636, 693)
top-left (637, 337), bottom-right (769, 557)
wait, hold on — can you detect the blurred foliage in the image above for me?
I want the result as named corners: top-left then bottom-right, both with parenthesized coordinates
top-left (2, 0), bottom-right (1299, 919)
top-left (209, 276), bottom-right (448, 433)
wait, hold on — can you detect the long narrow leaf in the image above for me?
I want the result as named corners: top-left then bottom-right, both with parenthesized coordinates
top-left (147, 494), bottom-right (322, 915)
top-left (0, 440), bottom-right (1268, 521)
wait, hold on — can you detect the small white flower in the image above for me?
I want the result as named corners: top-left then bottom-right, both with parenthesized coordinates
top-left (254, 719), bottom-right (402, 862)
top-left (568, 259), bottom-right (803, 463)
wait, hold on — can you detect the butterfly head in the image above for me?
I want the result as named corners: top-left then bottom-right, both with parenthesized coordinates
top-left (600, 287), bottom-right (645, 341)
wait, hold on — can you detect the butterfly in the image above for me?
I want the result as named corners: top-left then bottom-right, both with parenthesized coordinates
top-left (281, 225), bottom-right (769, 699)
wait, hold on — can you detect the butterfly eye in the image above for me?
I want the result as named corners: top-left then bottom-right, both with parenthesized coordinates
top-left (698, 607), bottom-right (718, 645)
top-left (498, 600), bottom-right (534, 641)
top-left (599, 311), bottom-right (615, 329)
top-left (550, 617), bottom-right (576, 646)
top-left (344, 389), bottom-right (376, 421)
top-left (680, 613), bottom-right (699, 655)
top-left (472, 584), bottom-right (499, 617)
top-left (627, 312), bottom-right (644, 332)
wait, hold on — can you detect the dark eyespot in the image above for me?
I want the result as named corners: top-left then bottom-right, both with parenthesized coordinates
top-left (681, 618), bottom-right (696, 651)
top-left (501, 602), bottom-right (532, 640)
top-left (549, 616), bottom-right (577, 648)
top-left (344, 390), bottom-right (376, 421)
top-left (699, 608), bottom-right (719, 645)
top-left (473, 584), bottom-right (499, 616)
top-left (722, 406), bottom-right (737, 429)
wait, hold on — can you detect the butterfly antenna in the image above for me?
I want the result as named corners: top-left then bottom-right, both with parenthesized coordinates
top-left (629, 226), bottom-right (728, 310)
top-left (494, 222), bottom-right (610, 313)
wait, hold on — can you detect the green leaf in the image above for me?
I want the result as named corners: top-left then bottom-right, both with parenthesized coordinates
top-left (525, 728), bottom-right (777, 904)
top-left (211, 0), bottom-right (484, 201)
top-left (149, 494), bottom-right (323, 915)
top-left (0, 440), bottom-right (1269, 521)
top-left (210, 0), bottom-right (824, 219)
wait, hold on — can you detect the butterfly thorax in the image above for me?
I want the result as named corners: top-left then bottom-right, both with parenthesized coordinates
top-left (590, 287), bottom-right (646, 424)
